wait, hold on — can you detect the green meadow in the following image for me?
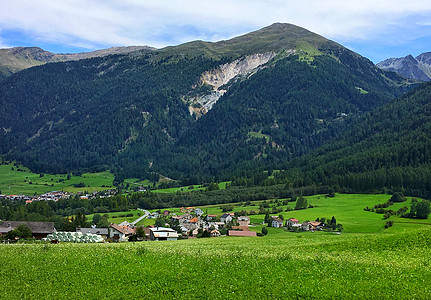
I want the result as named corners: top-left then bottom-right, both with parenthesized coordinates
top-left (0, 227), bottom-right (430, 299)
top-left (0, 163), bottom-right (115, 195)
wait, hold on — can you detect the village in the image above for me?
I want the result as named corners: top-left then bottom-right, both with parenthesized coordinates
top-left (0, 205), bottom-right (340, 243)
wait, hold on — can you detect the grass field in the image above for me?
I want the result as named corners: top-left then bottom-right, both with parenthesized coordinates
top-left (0, 163), bottom-right (115, 195)
top-left (101, 194), bottom-right (430, 234)
top-left (0, 227), bottom-right (430, 299)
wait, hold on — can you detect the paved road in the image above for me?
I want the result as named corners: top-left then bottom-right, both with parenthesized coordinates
top-left (131, 208), bottom-right (150, 225)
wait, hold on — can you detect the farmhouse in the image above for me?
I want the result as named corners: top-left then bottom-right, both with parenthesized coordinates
top-left (237, 216), bottom-right (250, 226)
top-left (150, 227), bottom-right (179, 241)
top-left (286, 218), bottom-right (299, 227)
top-left (272, 218), bottom-right (284, 228)
top-left (0, 221), bottom-right (55, 239)
top-left (109, 224), bottom-right (135, 242)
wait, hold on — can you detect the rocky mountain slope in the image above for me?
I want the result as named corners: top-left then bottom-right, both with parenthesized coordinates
top-left (377, 52), bottom-right (431, 81)
top-left (0, 23), bottom-right (412, 182)
top-left (0, 46), bottom-right (154, 80)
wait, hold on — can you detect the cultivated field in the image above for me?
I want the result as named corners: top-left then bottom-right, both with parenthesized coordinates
top-left (0, 227), bottom-right (430, 299)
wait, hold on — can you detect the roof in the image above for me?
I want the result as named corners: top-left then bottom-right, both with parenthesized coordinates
top-left (231, 226), bottom-right (250, 231)
top-left (76, 228), bottom-right (108, 235)
top-left (0, 221), bottom-right (55, 234)
top-left (309, 221), bottom-right (322, 226)
top-left (110, 224), bottom-right (135, 235)
top-left (190, 217), bottom-right (199, 223)
top-left (150, 227), bottom-right (176, 233)
top-left (289, 218), bottom-right (299, 222)
top-left (207, 214), bottom-right (217, 217)
top-left (228, 230), bottom-right (257, 237)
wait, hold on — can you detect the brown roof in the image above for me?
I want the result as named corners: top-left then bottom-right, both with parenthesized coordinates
top-left (0, 221), bottom-right (55, 234)
top-left (190, 217), bottom-right (199, 223)
top-left (289, 218), bottom-right (299, 222)
top-left (231, 226), bottom-right (250, 231)
top-left (228, 230), bottom-right (257, 237)
top-left (110, 224), bottom-right (135, 235)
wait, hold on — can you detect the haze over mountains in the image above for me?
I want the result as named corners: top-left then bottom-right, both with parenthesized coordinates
top-left (377, 52), bottom-right (431, 81)
top-left (1, 23), bottom-right (429, 196)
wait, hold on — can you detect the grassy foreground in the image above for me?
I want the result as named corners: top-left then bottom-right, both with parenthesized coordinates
top-left (1, 228), bottom-right (430, 299)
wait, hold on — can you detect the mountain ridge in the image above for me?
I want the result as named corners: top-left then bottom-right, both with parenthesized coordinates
top-left (0, 45), bottom-right (155, 80)
top-left (377, 52), bottom-right (431, 81)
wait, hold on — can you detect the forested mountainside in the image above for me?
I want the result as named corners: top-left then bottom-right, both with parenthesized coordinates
top-left (0, 23), bottom-right (411, 183)
top-left (0, 46), bottom-right (154, 81)
top-left (279, 81), bottom-right (431, 198)
top-left (377, 52), bottom-right (431, 81)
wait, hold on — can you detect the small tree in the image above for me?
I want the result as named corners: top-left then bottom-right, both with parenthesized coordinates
top-left (6, 224), bottom-right (32, 240)
top-left (390, 192), bottom-right (406, 203)
top-left (261, 227), bottom-right (268, 235)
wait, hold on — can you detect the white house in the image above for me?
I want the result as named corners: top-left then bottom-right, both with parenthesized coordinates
top-left (286, 218), bottom-right (299, 227)
top-left (109, 224), bottom-right (135, 242)
top-left (195, 208), bottom-right (204, 217)
top-left (272, 218), bottom-right (284, 228)
top-left (220, 213), bottom-right (233, 224)
top-left (149, 227), bottom-right (179, 241)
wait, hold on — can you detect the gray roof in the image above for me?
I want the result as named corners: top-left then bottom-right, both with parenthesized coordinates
top-left (76, 228), bottom-right (109, 235)
top-left (0, 221), bottom-right (55, 234)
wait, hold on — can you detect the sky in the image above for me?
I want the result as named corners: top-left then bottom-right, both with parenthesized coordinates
top-left (1, 0), bottom-right (431, 63)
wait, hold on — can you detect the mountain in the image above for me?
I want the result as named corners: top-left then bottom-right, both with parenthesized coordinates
top-left (0, 46), bottom-right (155, 80)
top-left (377, 52), bottom-right (431, 81)
top-left (0, 23), bottom-right (411, 183)
top-left (286, 81), bottom-right (431, 197)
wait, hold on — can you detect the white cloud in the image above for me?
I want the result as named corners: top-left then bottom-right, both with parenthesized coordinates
top-left (0, 0), bottom-right (431, 50)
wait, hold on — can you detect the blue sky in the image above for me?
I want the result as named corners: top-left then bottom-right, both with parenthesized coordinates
top-left (1, 0), bottom-right (431, 63)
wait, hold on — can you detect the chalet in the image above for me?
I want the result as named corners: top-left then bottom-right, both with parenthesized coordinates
top-left (272, 218), bottom-right (284, 228)
top-left (0, 221), bottom-right (55, 239)
top-left (109, 224), bottom-right (135, 242)
top-left (309, 221), bottom-right (323, 231)
top-left (286, 218), bottom-right (299, 227)
top-left (149, 227), bottom-right (179, 241)
top-left (76, 227), bottom-right (109, 238)
top-left (228, 230), bottom-right (257, 237)
top-left (237, 216), bottom-right (250, 226)
top-left (220, 213), bottom-right (233, 224)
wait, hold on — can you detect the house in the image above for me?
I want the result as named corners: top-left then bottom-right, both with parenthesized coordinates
top-left (206, 214), bottom-right (217, 221)
top-left (149, 227), bottom-right (179, 241)
top-left (272, 218), bottom-right (284, 228)
top-left (76, 227), bottom-right (109, 238)
top-left (109, 224), bottom-right (135, 242)
top-left (309, 221), bottom-right (323, 231)
top-left (0, 221), bottom-right (55, 239)
top-left (286, 218), bottom-right (299, 227)
top-left (194, 208), bottom-right (204, 217)
top-left (220, 213), bottom-right (233, 224)
top-left (227, 230), bottom-right (257, 237)
top-left (237, 216), bottom-right (250, 226)
top-left (210, 229), bottom-right (221, 237)
top-left (301, 222), bottom-right (313, 231)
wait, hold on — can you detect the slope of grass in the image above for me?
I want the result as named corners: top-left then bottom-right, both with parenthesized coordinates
top-left (0, 227), bottom-right (430, 299)
top-left (0, 163), bottom-right (114, 195)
